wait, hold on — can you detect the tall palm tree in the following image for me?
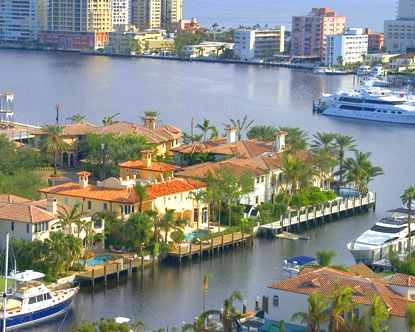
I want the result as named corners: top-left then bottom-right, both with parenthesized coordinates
top-left (347, 310), bottom-right (367, 332)
top-left (182, 311), bottom-right (219, 332)
top-left (281, 155), bottom-right (314, 193)
top-left (246, 125), bottom-right (277, 142)
top-left (159, 209), bottom-right (186, 243)
top-left (402, 186), bottom-right (415, 256)
top-left (312, 148), bottom-right (336, 189)
top-left (344, 151), bottom-right (384, 194)
top-left (369, 296), bottom-right (389, 332)
top-left (66, 113), bottom-right (86, 124)
top-left (130, 320), bottom-right (145, 332)
top-left (333, 134), bottom-right (356, 186)
top-left (328, 286), bottom-right (354, 332)
top-left (197, 119), bottom-right (216, 142)
top-left (202, 273), bottom-right (211, 312)
top-left (102, 113), bottom-right (120, 126)
top-left (222, 291), bottom-right (243, 332)
top-left (44, 125), bottom-right (69, 176)
top-left (291, 292), bottom-right (329, 332)
top-left (311, 132), bottom-right (336, 152)
top-left (406, 303), bottom-right (415, 332)
top-left (229, 116), bottom-right (254, 141)
top-left (278, 127), bottom-right (308, 153)
top-left (209, 127), bottom-right (219, 140)
top-left (188, 190), bottom-right (207, 229)
top-left (57, 203), bottom-right (83, 235)
top-left (135, 183), bottom-right (147, 213)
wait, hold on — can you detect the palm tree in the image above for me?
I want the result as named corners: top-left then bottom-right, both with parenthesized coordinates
top-left (130, 320), bottom-right (145, 332)
top-left (344, 151), bottom-right (384, 194)
top-left (57, 203), bottom-right (83, 235)
top-left (316, 250), bottom-right (336, 267)
top-left (311, 132), bottom-right (336, 152)
top-left (291, 292), bottom-right (329, 332)
top-left (229, 116), bottom-right (254, 141)
top-left (202, 273), bottom-right (211, 312)
top-left (328, 286), bottom-right (354, 332)
top-left (333, 134), bottom-right (356, 186)
top-left (44, 125), bottom-right (69, 176)
top-left (197, 119), bottom-right (216, 142)
top-left (102, 113), bottom-right (120, 126)
top-left (369, 296), bottom-right (389, 332)
top-left (278, 127), bottom-right (308, 152)
top-left (159, 209), bottom-right (186, 243)
top-left (222, 291), bottom-right (243, 332)
top-left (209, 127), bottom-right (219, 140)
top-left (246, 125), bottom-right (277, 142)
top-left (182, 311), bottom-right (219, 332)
top-left (347, 310), bottom-right (367, 332)
top-left (66, 113), bottom-right (86, 123)
top-left (406, 303), bottom-right (415, 332)
top-left (281, 155), bottom-right (314, 193)
top-left (135, 183), bottom-right (147, 213)
top-left (188, 190), bottom-right (207, 229)
top-left (402, 186), bottom-right (415, 256)
top-left (312, 148), bottom-right (336, 189)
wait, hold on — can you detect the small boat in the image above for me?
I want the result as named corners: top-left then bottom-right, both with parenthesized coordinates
top-left (0, 235), bottom-right (79, 330)
top-left (275, 231), bottom-right (309, 241)
top-left (313, 67), bottom-right (327, 75)
top-left (283, 256), bottom-right (316, 275)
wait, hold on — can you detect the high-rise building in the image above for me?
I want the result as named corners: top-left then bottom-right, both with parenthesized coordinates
top-left (47, 0), bottom-right (88, 32)
top-left (134, 0), bottom-right (181, 30)
top-left (291, 8), bottom-right (346, 60)
top-left (325, 28), bottom-right (368, 66)
top-left (385, 0), bottom-right (415, 53)
top-left (88, 0), bottom-right (113, 32)
top-left (234, 27), bottom-right (285, 61)
top-left (112, 0), bottom-right (130, 27)
top-left (0, 0), bottom-right (39, 42)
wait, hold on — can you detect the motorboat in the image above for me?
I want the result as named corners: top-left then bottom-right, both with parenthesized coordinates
top-left (347, 209), bottom-right (412, 266)
top-left (283, 256), bottom-right (316, 275)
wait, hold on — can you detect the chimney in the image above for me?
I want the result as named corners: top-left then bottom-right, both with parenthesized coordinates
top-left (47, 197), bottom-right (58, 216)
top-left (274, 130), bottom-right (288, 153)
top-left (77, 171), bottom-right (91, 189)
top-left (141, 149), bottom-right (153, 168)
top-left (225, 125), bottom-right (237, 144)
top-left (143, 113), bottom-right (157, 130)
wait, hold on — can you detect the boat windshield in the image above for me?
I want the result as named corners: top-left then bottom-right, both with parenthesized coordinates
top-left (370, 225), bottom-right (406, 233)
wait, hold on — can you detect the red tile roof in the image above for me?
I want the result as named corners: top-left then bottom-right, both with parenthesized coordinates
top-left (62, 122), bottom-right (98, 136)
top-left (0, 203), bottom-right (55, 224)
top-left (119, 160), bottom-right (177, 173)
top-left (389, 273), bottom-right (415, 287)
top-left (0, 194), bottom-right (31, 204)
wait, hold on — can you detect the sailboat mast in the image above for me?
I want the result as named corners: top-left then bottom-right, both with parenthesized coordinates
top-left (2, 233), bottom-right (9, 332)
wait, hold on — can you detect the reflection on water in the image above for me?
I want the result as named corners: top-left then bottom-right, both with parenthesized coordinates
top-left (1, 49), bottom-right (413, 331)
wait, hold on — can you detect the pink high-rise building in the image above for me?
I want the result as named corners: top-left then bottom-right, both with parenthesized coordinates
top-left (291, 8), bottom-right (346, 59)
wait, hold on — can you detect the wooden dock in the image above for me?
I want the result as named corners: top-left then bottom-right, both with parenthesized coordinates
top-left (168, 231), bottom-right (254, 263)
top-left (257, 193), bottom-right (376, 236)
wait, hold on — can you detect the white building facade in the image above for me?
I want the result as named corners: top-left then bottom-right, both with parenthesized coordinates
top-left (234, 27), bottom-right (285, 61)
top-left (0, 0), bottom-right (39, 42)
top-left (325, 28), bottom-right (368, 66)
top-left (385, 0), bottom-right (415, 53)
top-left (112, 0), bottom-right (130, 26)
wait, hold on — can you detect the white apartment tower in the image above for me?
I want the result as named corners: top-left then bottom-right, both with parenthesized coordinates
top-left (112, 0), bottom-right (130, 26)
top-left (385, 0), bottom-right (415, 52)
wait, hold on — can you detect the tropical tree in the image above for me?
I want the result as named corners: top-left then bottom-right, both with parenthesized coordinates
top-left (229, 116), bottom-right (254, 141)
top-left (278, 127), bottom-right (308, 153)
top-left (202, 273), bottom-right (211, 312)
top-left (369, 296), bottom-right (389, 332)
top-left (134, 183), bottom-right (148, 213)
top-left (402, 186), bottom-right (415, 256)
top-left (197, 119), bottom-right (216, 142)
top-left (43, 125), bottom-right (69, 176)
top-left (57, 203), bottom-right (83, 236)
top-left (311, 132), bottom-right (336, 152)
top-left (291, 292), bottom-right (329, 332)
top-left (347, 310), bottom-right (367, 332)
top-left (333, 134), bottom-right (356, 186)
top-left (182, 311), bottom-right (218, 332)
top-left (209, 127), bottom-right (219, 140)
top-left (316, 250), bottom-right (336, 267)
top-left (159, 209), bottom-right (186, 243)
top-left (328, 286), bottom-right (355, 332)
top-left (246, 125), bottom-right (277, 142)
top-left (102, 113), bottom-right (120, 126)
top-left (66, 113), bottom-right (86, 124)
top-left (188, 190), bottom-right (207, 229)
top-left (281, 155), bottom-right (314, 193)
top-left (312, 148), bottom-right (336, 188)
top-left (222, 291), bottom-right (243, 332)
top-left (130, 321), bottom-right (145, 332)
top-left (406, 303), bottom-right (415, 332)
top-left (344, 151), bottom-right (384, 194)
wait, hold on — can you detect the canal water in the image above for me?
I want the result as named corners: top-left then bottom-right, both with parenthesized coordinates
top-left (0, 49), bottom-right (414, 331)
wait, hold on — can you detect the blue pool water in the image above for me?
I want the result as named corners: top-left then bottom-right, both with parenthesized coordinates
top-left (184, 230), bottom-right (210, 242)
top-left (81, 255), bottom-right (113, 267)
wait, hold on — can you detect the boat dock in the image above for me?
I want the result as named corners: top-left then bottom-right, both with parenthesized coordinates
top-left (168, 231), bottom-right (254, 263)
top-left (257, 193), bottom-right (376, 237)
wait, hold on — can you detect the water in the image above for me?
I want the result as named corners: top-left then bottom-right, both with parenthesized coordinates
top-left (80, 255), bottom-right (114, 267)
top-left (184, 230), bottom-right (210, 241)
top-left (0, 49), bottom-right (414, 331)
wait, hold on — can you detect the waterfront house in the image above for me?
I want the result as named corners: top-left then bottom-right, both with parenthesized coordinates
top-left (183, 41), bottom-right (234, 58)
top-left (388, 53), bottom-right (415, 72)
top-left (39, 171), bottom-right (208, 226)
top-left (264, 265), bottom-right (412, 332)
top-left (0, 194), bottom-right (101, 248)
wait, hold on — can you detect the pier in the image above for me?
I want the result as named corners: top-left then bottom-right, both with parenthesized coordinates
top-left (168, 231), bottom-right (254, 263)
top-left (257, 193), bottom-right (376, 236)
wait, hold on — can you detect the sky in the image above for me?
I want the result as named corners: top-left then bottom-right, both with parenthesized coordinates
top-left (184, 0), bottom-right (394, 32)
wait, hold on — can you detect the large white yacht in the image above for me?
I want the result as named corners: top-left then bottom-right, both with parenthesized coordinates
top-left (315, 84), bottom-right (415, 124)
top-left (347, 209), bottom-right (411, 266)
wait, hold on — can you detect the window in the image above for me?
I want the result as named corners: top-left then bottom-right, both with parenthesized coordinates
top-left (273, 295), bottom-right (279, 307)
top-left (36, 295), bottom-right (44, 302)
top-left (256, 177), bottom-right (260, 184)
top-left (11, 222), bottom-right (14, 231)
top-left (261, 176), bottom-right (265, 183)
top-left (87, 201), bottom-right (92, 210)
top-left (26, 224), bottom-right (30, 233)
top-left (28, 297), bottom-right (37, 304)
top-left (255, 196), bottom-right (259, 204)
top-left (103, 203), bottom-right (108, 210)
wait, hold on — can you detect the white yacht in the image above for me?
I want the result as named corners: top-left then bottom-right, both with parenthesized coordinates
top-left (0, 270), bottom-right (79, 330)
top-left (347, 209), bottom-right (411, 266)
top-left (315, 85), bottom-right (415, 124)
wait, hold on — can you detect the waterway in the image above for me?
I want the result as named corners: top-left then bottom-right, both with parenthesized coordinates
top-left (0, 49), bottom-right (413, 331)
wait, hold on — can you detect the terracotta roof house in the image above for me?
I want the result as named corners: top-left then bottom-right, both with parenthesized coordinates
top-left (39, 171), bottom-right (208, 226)
top-left (265, 266), bottom-right (414, 331)
top-left (0, 195), bottom-right (99, 248)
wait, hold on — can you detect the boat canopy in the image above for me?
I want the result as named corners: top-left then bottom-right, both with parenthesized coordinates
top-left (388, 208), bottom-right (415, 215)
top-left (285, 256), bottom-right (316, 265)
top-left (9, 270), bottom-right (45, 282)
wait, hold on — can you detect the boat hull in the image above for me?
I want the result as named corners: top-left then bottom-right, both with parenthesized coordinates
top-left (1, 294), bottom-right (75, 330)
top-left (321, 107), bottom-right (415, 125)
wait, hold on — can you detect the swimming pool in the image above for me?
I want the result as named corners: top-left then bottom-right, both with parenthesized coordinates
top-left (80, 255), bottom-right (113, 267)
top-left (184, 230), bottom-right (210, 242)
